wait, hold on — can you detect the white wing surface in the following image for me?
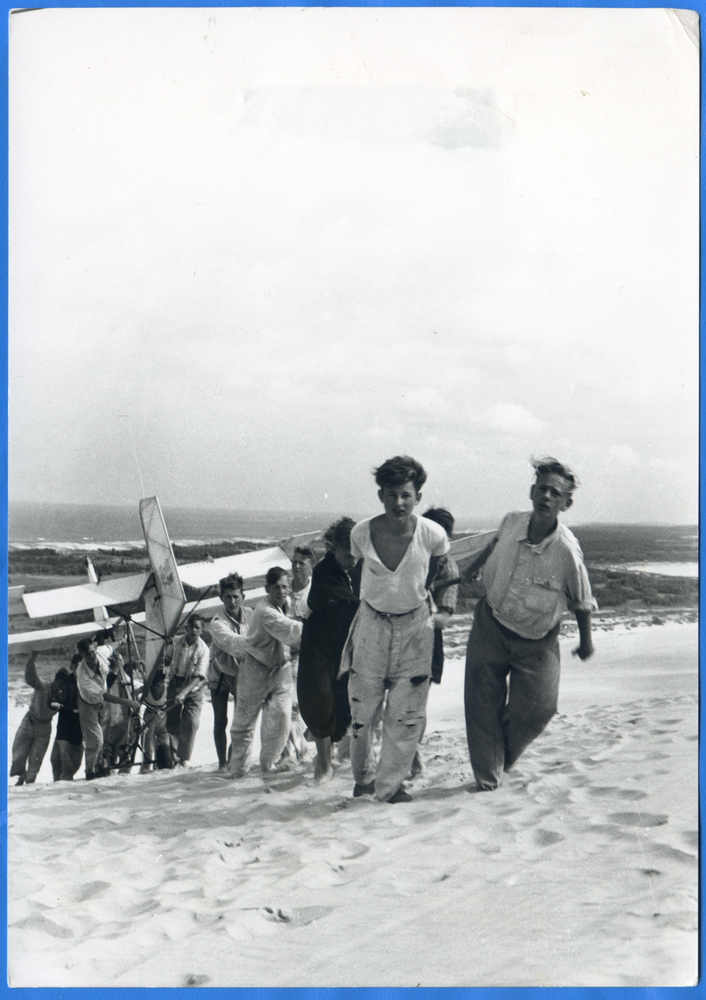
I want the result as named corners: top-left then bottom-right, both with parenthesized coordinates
top-left (448, 530), bottom-right (497, 564)
top-left (178, 545), bottom-right (290, 590)
top-left (22, 572), bottom-right (150, 619)
top-left (9, 620), bottom-right (125, 654)
top-left (8, 593), bottom-right (269, 654)
top-left (140, 497), bottom-right (186, 676)
top-left (86, 556), bottom-right (110, 624)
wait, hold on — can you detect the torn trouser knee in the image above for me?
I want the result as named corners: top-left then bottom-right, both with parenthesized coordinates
top-left (348, 601), bottom-right (433, 801)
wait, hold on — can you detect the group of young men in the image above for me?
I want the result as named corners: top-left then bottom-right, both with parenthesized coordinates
top-left (11, 453), bottom-right (596, 803)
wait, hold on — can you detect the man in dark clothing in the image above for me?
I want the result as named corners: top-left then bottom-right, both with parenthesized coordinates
top-left (50, 657), bottom-right (84, 781)
top-left (297, 517), bottom-right (361, 782)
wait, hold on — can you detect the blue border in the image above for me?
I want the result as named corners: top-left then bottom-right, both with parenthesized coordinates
top-left (2, 2), bottom-right (703, 999)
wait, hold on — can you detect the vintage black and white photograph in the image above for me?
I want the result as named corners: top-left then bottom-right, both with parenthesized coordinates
top-left (7, 6), bottom-right (699, 988)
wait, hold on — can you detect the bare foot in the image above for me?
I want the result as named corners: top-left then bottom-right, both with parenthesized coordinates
top-left (313, 754), bottom-right (334, 783)
top-left (313, 736), bottom-right (333, 783)
top-left (262, 760), bottom-right (294, 776)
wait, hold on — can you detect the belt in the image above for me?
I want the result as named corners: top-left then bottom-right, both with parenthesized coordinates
top-left (365, 600), bottom-right (423, 619)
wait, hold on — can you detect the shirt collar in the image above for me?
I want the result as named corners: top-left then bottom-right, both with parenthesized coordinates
top-left (518, 511), bottom-right (561, 553)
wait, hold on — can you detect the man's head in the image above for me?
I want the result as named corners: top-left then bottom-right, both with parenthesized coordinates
top-left (374, 455), bottom-right (426, 519)
top-left (184, 615), bottom-right (204, 644)
top-left (220, 573), bottom-right (245, 618)
top-left (50, 667), bottom-right (70, 704)
top-left (265, 566), bottom-right (291, 609)
top-left (150, 667), bottom-right (166, 701)
top-left (529, 456), bottom-right (577, 521)
top-left (291, 546), bottom-right (315, 590)
top-left (327, 516), bottom-right (357, 572)
top-left (374, 455), bottom-right (427, 493)
top-left (77, 637), bottom-right (99, 664)
top-left (422, 506), bottom-right (455, 539)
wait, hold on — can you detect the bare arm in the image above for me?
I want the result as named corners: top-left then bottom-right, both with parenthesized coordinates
top-left (572, 610), bottom-right (594, 660)
top-left (425, 555), bottom-right (443, 592)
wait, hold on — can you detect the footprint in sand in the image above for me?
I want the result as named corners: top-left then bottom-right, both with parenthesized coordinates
top-left (645, 842), bottom-right (697, 865)
top-left (588, 787), bottom-right (648, 801)
top-left (9, 914), bottom-right (73, 939)
top-left (681, 830), bottom-right (699, 850)
top-left (263, 905), bottom-right (333, 926)
top-left (73, 880), bottom-right (111, 902)
top-left (607, 812), bottom-right (668, 827)
top-left (182, 974), bottom-right (211, 987)
top-left (339, 840), bottom-right (370, 859)
top-left (530, 828), bottom-right (565, 848)
top-left (289, 905), bottom-right (333, 926)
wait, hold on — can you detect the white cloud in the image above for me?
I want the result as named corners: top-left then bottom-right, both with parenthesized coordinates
top-left (485, 404), bottom-right (543, 435)
top-left (7, 8), bottom-right (698, 523)
top-left (608, 444), bottom-right (640, 467)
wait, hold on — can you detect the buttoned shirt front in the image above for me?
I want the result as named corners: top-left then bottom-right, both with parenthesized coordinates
top-left (482, 511), bottom-right (597, 640)
top-left (209, 605), bottom-right (253, 684)
top-left (169, 635), bottom-right (210, 683)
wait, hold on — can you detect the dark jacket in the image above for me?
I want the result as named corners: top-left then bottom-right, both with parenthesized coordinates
top-left (297, 552), bottom-right (361, 741)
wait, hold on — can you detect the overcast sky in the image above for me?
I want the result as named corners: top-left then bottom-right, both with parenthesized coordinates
top-left (9, 7), bottom-right (699, 524)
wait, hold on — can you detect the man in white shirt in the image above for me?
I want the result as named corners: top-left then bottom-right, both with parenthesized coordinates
top-left (227, 567), bottom-right (303, 778)
top-left (208, 574), bottom-right (253, 770)
top-left (345, 455), bottom-right (449, 803)
top-left (289, 546), bottom-right (315, 620)
top-left (164, 615), bottom-right (210, 766)
top-left (279, 544), bottom-right (316, 763)
top-left (76, 635), bottom-right (139, 780)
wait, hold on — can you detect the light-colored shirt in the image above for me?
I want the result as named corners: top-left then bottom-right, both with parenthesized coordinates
top-left (76, 644), bottom-right (112, 704)
top-left (244, 596), bottom-right (303, 669)
top-left (208, 606), bottom-right (253, 684)
top-left (26, 673), bottom-right (57, 725)
top-left (482, 510), bottom-right (597, 640)
top-left (290, 581), bottom-right (312, 621)
top-left (168, 635), bottom-right (210, 683)
top-left (350, 516), bottom-right (449, 614)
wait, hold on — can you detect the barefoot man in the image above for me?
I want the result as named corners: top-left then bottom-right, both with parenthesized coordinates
top-left (343, 456), bottom-right (449, 803)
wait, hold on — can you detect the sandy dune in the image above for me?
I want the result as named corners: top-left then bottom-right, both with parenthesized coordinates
top-left (7, 619), bottom-right (698, 987)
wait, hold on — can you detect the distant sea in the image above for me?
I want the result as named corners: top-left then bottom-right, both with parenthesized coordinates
top-left (8, 503), bottom-right (699, 579)
top-left (8, 501), bottom-right (503, 549)
top-left (8, 502), bottom-right (354, 547)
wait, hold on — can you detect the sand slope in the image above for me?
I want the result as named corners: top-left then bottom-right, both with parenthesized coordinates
top-left (7, 622), bottom-right (698, 987)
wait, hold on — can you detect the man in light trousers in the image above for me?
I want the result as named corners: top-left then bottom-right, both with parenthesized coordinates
top-left (343, 455), bottom-right (449, 804)
top-left (228, 567), bottom-right (303, 778)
